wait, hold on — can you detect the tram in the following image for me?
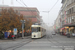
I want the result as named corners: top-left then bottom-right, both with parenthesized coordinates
top-left (31, 24), bottom-right (46, 38)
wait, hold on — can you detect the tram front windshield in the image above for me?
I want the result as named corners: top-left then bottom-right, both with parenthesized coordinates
top-left (32, 27), bottom-right (40, 32)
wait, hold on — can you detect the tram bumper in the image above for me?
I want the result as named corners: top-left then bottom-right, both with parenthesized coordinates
top-left (31, 33), bottom-right (38, 38)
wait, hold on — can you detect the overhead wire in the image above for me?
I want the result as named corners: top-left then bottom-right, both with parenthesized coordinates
top-left (17, 0), bottom-right (49, 13)
top-left (18, 0), bottom-right (50, 13)
top-left (48, 0), bottom-right (59, 25)
top-left (16, 0), bottom-right (25, 7)
top-left (20, 0), bottom-right (27, 7)
top-left (20, 0), bottom-right (38, 20)
top-left (16, 0), bottom-right (59, 25)
top-left (49, 0), bottom-right (59, 13)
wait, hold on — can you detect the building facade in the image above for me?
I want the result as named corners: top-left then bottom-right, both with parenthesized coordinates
top-left (61, 0), bottom-right (67, 26)
top-left (54, 10), bottom-right (61, 32)
top-left (0, 5), bottom-right (41, 24)
top-left (56, 0), bottom-right (75, 36)
top-left (65, 0), bottom-right (75, 35)
top-left (66, 0), bottom-right (75, 24)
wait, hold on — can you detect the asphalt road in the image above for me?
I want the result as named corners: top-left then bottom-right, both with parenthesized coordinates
top-left (0, 30), bottom-right (75, 50)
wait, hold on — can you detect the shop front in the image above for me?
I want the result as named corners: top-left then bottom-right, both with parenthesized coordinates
top-left (65, 26), bottom-right (69, 35)
top-left (59, 26), bottom-right (69, 35)
top-left (69, 27), bottom-right (75, 36)
top-left (60, 27), bottom-right (65, 35)
top-left (64, 24), bottom-right (75, 37)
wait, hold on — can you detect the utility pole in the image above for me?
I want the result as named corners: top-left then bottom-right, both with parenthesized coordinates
top-left (11, 0), bottom-right (13, 5)
top-left (2, 0), bottom-right (4, 5)
top-left (21, 20), bottom-right (25, 39)
top-left (48, 11), bottom-right (49, 25)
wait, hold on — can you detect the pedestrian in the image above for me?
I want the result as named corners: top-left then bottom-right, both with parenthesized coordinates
top-left (12, 35), bottom-right (15, 39)
top-left (8, 32), bottom-right (10, 38)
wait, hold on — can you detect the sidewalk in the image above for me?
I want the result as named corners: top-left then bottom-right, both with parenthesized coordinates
top-left (0, 36), bottom-right (31, 42)
top-left (57, 34), bottom-right (75, 39)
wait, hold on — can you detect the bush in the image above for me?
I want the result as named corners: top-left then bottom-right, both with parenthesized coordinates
top-left (0, 31), bottom-right (4, 39)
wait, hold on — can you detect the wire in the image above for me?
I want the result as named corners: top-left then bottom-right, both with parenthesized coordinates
top-left (16, 0), bottom-right (25, 7)
top-left (16, 0), bottom-right (59, 25)
top-left (47, 0), bottom-right (59, 25)
top-left (49, 0), bottom-right (59, 13)
top-left (40, 11), bottom-right (49, 13)
top-left (20, 0), bottom-right (36, 17)
top-left (17, 0), bottom-right (50, 13)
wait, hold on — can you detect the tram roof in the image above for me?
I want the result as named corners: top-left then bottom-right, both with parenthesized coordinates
top-left (31, 25), bottom-right (41, 27)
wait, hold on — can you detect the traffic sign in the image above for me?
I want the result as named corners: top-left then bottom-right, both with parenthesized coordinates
top-left (14, 28), bottom-right (17, 35)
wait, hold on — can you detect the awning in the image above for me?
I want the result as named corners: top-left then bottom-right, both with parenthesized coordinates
top-left (65, 27), bottom-right (69, 28)
top-left (64, 23), bottom-right (75, 27)
top-left (61, 27), bottom-right (65, 30)
top-left (70, 27), bottom-right (74, 29)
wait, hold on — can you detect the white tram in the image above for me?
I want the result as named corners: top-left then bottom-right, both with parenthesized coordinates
top-left (31, 24), bottom-right (46, 38)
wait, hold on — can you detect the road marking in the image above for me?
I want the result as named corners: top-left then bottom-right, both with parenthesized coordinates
top-left (59, 41), bottom-right (75, 43)
top-left (22, 49), bottom-right (63, 50)
top-left (30, 41), bottom-right (58, 43)
top-left (64, 48), bottom-right (74, 50)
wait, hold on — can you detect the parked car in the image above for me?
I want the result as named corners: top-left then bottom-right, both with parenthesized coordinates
top-left (52, 31), bottom-right (56, 35)
top-left (72, 33), bottom-right (75, 37)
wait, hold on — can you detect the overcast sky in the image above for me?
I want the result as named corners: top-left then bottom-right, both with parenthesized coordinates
top-left (0, 0), bottom-right (62, 26)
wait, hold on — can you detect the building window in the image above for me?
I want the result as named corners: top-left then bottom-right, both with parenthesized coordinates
top-left (70, 9), bottom-right (71, 14)
top-left (72, 0), bottom-right (74, 3)
top-left (67, 18), bottom-right (68, 23)
top-left (67, 10), bottom-right (69, 14)
top-left (70, 17), bottom-right (72, 23)
top-left (68, 0), bottom-right (70, 5)
top-left (73, 7), bottom-right (75, 13)
top-left (69, 0), bottom-right (71, 4)
top-left (72, 16), bottom-right (74, 19)
top-left (68, 17), bottom-right (69, 23)
top-left (66, 18), bottom-right (67, 23)
top-left (69, 17), bottom-right (70, 23)
top-left (71, 0), bottom-right (72, 4)
top-left (0, 9), bottom-right (2, 12)
top-left (71, 7), bottom-right (73, 13)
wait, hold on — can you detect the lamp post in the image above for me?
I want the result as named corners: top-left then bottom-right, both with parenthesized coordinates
top-left (20, 20), bottom-right (25, 39)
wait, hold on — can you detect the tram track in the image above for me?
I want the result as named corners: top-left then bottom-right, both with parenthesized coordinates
top-left (46, 34), bottom-right (64, 47)
top-left (46, 33), bottom-right (72, 49)
top-left (3, 37), bottom-right (37, 50)
top-left (5, 34), bottom-right (57, 50)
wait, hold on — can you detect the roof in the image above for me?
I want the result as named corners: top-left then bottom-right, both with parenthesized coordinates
top-left (0, 5), bottom-right (9, 7)
top-left (0, 6), bottom-right (39, 16)
top-left (0, 7), bottom-right (38, 11)
top-left (31, 25), bottom-right (41, 27)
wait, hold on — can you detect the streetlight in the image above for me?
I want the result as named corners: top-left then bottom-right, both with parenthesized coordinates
top-left (20, 20), bottom-right (25, 39)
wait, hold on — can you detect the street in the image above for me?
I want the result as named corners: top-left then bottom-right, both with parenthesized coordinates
top-left (0, 30), bottom-right (75, 50)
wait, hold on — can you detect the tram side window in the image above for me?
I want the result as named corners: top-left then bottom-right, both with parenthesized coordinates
top-left (42, 28), bottom-right (43, 32)
top-left (44, 29), bottom-right (45, 32)
top-left (37, 27), bottom-right (40, 32)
